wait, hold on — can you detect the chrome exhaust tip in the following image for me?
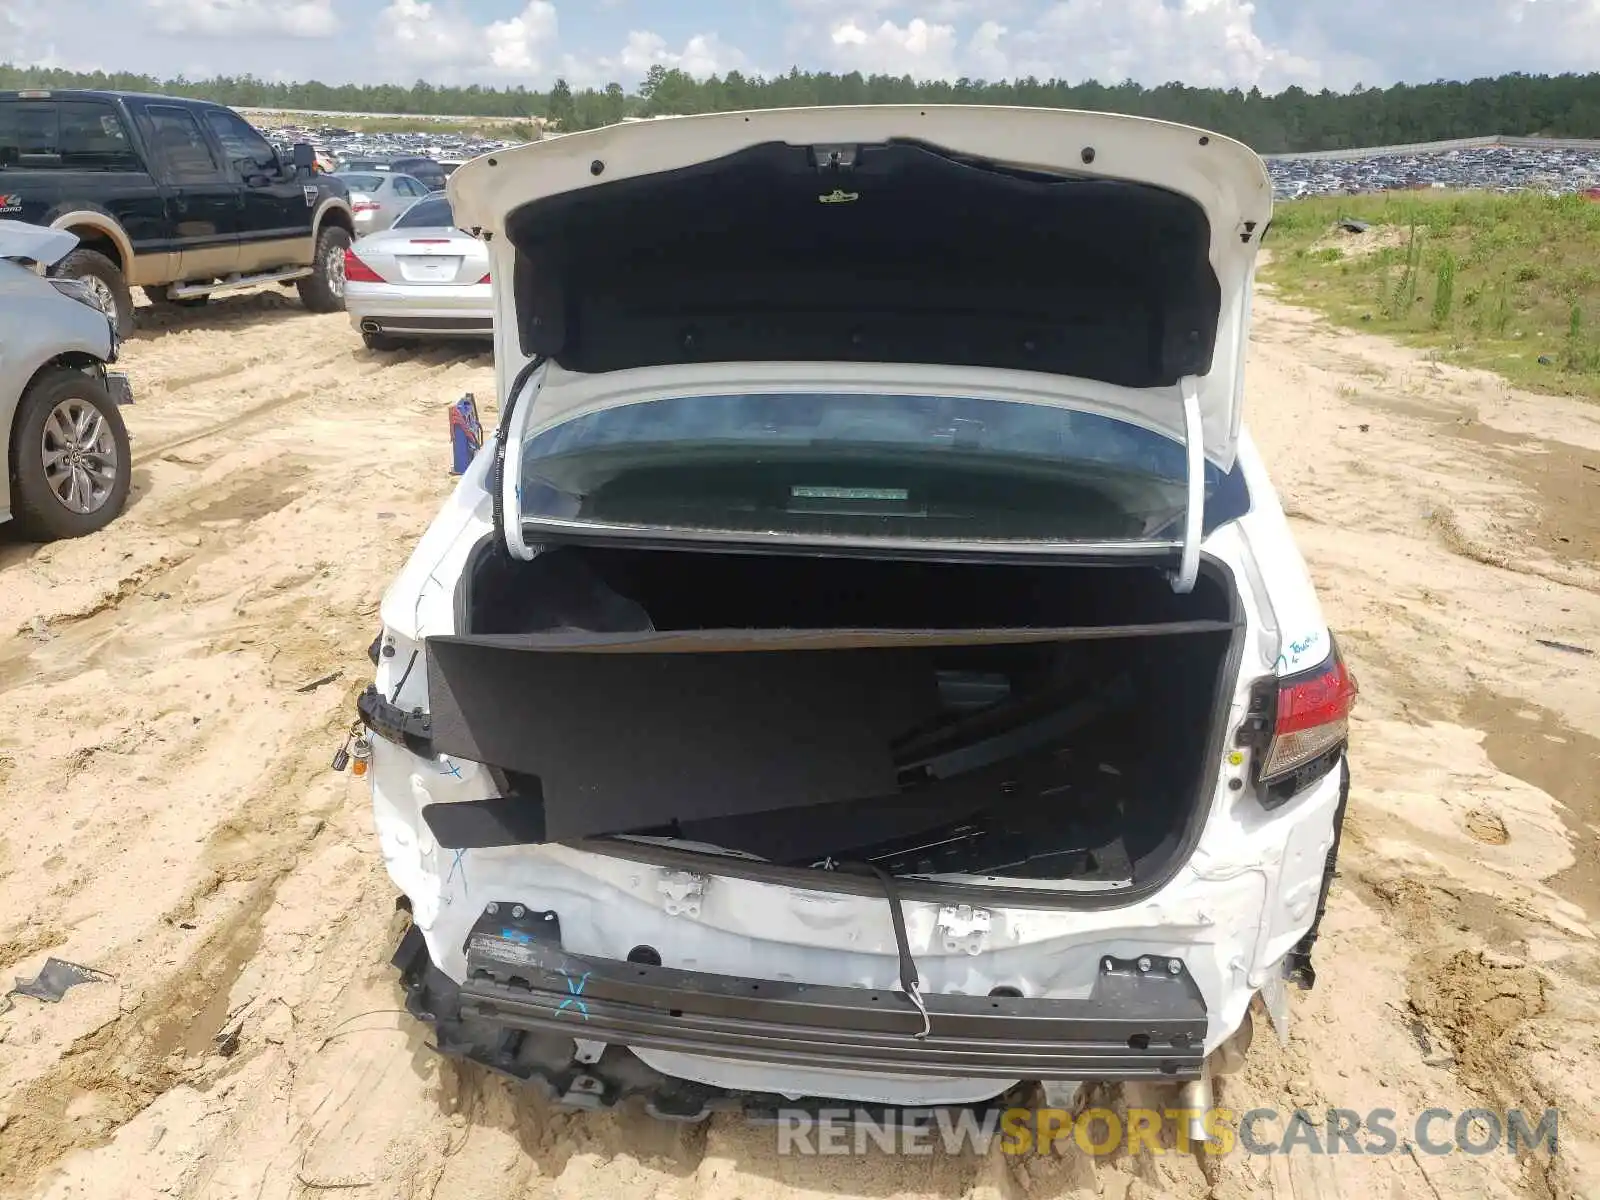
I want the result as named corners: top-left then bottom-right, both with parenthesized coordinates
top-left (1179, 1071), bottom-right (1212, 1143)
top-left (360, 319), bottom-right (382, 334)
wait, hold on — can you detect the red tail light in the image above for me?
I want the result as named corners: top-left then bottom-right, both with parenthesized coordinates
top-left (1260, 648), bottom-right (1358, 784)
top-left (477, 272), bottom-right (491, 284)
top-left (352, 201), bottom-right (380, 214)
top-left (343, 249), bottom-right (384, 283)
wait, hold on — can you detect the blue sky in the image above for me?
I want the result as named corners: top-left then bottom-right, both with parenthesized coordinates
top-left (4, 0), bottom-right (1599, 93)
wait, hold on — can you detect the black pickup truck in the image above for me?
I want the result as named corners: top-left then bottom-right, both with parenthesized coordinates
top-left (0, 89), bottom-right (355, 334)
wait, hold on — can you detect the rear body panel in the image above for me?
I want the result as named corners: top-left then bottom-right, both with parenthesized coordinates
top-left (366, 446), bottom-right (1340, 1104)
top-left (345, 283), bottom-right (493, 335)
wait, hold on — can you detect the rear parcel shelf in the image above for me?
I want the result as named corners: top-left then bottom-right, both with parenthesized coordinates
top-left (418, 618), bottom-right (1239, 847)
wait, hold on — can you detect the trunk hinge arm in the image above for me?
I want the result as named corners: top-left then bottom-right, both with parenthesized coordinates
top-left (1170, 374), bottom-right (1204, 595)
top-left (495, 354), bottom-right (549, 562)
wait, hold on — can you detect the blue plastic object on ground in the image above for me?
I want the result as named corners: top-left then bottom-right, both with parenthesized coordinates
top-left (450, 393), bottom-right (483, 475)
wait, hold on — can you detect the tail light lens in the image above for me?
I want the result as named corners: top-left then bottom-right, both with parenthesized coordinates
top-left (351, 195), bottom-right (378, 213)
top-left (477, 272), bottom-right (491, 284)
top-left (344, 249), bottom-right (384, 283)
top-left (1259, 647), bottom-right (1358, 786)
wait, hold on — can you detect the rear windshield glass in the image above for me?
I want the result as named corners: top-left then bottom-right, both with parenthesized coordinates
top-left (394, 196), bottom-right (455, 228)
top-left (337, 173), bottom-right (387, 191)
top-left (0, 101), bottom-right (138, 169)
top-left (519, 393), bottom-right (1247, 545)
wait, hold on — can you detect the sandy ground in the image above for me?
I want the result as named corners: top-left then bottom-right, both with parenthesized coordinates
top-left (1, 285), bottom-right (1598, 1200)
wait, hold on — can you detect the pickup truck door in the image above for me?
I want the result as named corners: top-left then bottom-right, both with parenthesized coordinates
top-left (129, 101), bottom-right (241, 281)
top-left (0, 98), bottom-right (169, 275)
top-left (202, 108), bottom-right (313, 273)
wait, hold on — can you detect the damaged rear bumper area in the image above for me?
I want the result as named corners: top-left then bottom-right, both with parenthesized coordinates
top-left (392, 905), bottom-right (1208, 1117)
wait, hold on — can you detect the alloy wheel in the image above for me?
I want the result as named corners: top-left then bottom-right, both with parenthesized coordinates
top-left (41, 396), bottom-right (119, 514)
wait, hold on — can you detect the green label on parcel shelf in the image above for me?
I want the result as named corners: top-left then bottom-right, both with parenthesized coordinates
top-left (791, 486), bottom-right (910, 501)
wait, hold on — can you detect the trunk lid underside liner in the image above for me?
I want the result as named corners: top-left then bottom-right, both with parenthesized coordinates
top-left (395, 909), bottom-right (1208, 1081)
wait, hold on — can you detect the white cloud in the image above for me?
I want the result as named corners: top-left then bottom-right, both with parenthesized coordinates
top-left (144, 0), bottom-right (340, 38)
top-left (10, 0), bottom-right (1600, 95)
top-left (798, 0), bottom-right (1328, 88)
top-left (966, 19), bottom-right (1009, 77)
top-left (554, 29), bottom-right (750, 86)
top-left (614, 29), bottom-right (748, 77)
top-left (486, 1), bottom-right (560, 71)
top-left (1253, 0), bottom-right (1600, 87)
top-left (1002, 0), bottom-right (1319, 89)
top-left (375, 0), bottom-right (558, 76)
top-left (369, 3), bottom-right (748, 87)
top-left (829, 17), bottom-right (962, 75)
top-left (2, 0), bottom-right (80, 67)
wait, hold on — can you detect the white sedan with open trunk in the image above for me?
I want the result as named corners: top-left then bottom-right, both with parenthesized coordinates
top-left (355, 106), bottom-right (1357, 1122)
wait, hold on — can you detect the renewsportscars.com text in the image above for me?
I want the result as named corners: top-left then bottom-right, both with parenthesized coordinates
top-left (775, 1106), bottom-right (1561, 1157)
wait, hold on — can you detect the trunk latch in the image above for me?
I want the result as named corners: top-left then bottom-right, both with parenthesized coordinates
top-left (810, 144), bottom-right (858, 171)
top-left (936, 904), bottom-right (992, 955)
top-left (657, 870), bottom-right (707, 919)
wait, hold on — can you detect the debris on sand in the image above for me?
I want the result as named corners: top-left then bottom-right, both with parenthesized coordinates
top-left (1536, 638), bottom-right (1593, 656)
top-left (9, 958), bottom-right (113, 1003)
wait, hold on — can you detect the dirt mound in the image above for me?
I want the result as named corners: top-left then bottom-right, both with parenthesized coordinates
top-left (1411, 949), bottom-right (1548, 1076)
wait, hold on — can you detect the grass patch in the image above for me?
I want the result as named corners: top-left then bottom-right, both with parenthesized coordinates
top-left (1261, 191), bottom-right (1600, 401)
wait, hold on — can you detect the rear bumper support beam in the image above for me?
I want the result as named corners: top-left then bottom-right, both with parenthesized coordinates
top-left (393, 904), bottom-right (1209, 1102)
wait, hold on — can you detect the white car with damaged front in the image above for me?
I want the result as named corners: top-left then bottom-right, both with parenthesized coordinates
top-left (356, 106), bottom-right (1357, 1123)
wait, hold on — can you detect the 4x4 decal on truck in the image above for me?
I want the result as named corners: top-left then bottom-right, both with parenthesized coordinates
top-left (0, 194), bottom-right (22, 214)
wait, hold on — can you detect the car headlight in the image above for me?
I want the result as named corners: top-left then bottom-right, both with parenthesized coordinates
top-left (47, 277), bottom-right (119, 361)
top-left (48, 276), bottom-right (98, 307)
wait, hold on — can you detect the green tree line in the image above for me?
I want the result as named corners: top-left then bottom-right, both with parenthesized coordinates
top-left (4, 61), bottom-right (1600, 152)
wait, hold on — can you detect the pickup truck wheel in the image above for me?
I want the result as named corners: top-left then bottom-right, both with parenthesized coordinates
top-left (7, 369), bottom-right (132, 541)
top-left (53, 250), bottom-right (134, 337)
top-left (298, 226), bottom-right (351, 313)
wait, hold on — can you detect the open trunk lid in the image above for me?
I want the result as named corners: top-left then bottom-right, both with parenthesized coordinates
top-left (449, 106), bottom-right (1273, 586)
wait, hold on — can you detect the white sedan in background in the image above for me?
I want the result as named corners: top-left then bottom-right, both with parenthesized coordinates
top-left (336, 171), bottom-right (434, 235)
top-left (343, 194), bottom-right (491, 351)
